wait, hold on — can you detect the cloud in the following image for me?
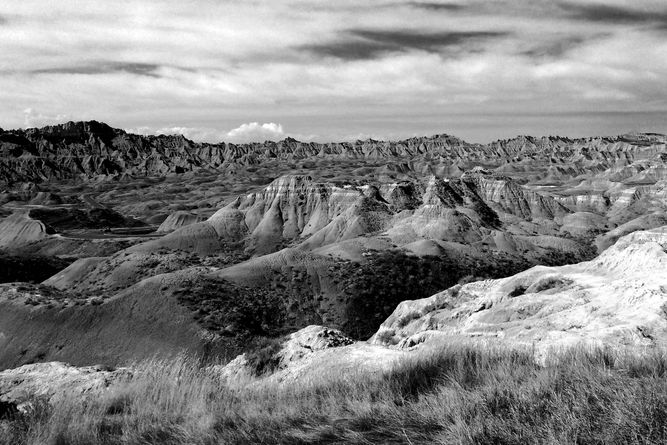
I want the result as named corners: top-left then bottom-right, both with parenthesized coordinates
top-left (154, 127), bottom-right (229, 142)
top-left (226, 122), bottom-right (286, 143)
top-left (557, 2), bottom-right (667, 26)
top-left (351, 29), bottom-right (508, 51)
top-left (300, 29), bottom-right (509, 60)
top-left (407, 2), bottom-right (465, 11)
top-left (520, 35), bottom-right (600, 59)
top-left (32, 62), bottom-right (160, 77)
top-left (23, 108), bottom-right (71, 128)
top-left (127, 122), bottom-right (310, 144)
top-left (126, 126), bottom-right (231, 143)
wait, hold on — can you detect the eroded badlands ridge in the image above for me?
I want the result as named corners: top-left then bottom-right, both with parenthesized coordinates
top-left (1, 121), bottom-right (665, 184)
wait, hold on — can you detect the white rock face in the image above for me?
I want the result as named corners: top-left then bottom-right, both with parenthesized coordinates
top-left (0, 362), bottom-right (127, 410)
top-left (371, 226), bottom-right (667, 351)
top-left (0, 212), bottom-right (51, 248)
top-left (219, 325), bottom-right (404, 384)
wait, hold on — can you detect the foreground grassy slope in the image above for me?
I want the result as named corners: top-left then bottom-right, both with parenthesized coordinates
top-left (4, 345), bottom-right (667, 445)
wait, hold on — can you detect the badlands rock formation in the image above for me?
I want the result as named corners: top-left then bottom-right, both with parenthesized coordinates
top-left (127, 170), bottom-right (581, 260)
top-left (1, 122), bottom-right (665, 184)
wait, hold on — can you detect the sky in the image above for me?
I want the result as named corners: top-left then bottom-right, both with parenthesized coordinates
top-left (1, 0), bottom-right (667, 143)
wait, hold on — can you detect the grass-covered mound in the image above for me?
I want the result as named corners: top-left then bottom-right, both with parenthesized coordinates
top-left (4, 345), bottom-right (667, 444)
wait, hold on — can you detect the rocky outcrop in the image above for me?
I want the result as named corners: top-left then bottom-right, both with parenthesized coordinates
top-left (0, 362), bottom-right (127, 410)
top-left (138, 175), bottom-right (394, 254)
top-left (462, 169), bottom-right (571, 221)
top-left (218, 325), bottom-right (403, 384)
top-left (371, 226), bottom-right (667, 351)
top-left (220, 325), bottom-right (354, 380)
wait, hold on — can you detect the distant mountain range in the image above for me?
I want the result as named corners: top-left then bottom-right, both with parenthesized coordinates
top-left (0, 120), bottom-right (665, 184)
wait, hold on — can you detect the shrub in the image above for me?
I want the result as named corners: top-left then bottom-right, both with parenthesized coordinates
top-left (244, 336), bottom-right (285, 376)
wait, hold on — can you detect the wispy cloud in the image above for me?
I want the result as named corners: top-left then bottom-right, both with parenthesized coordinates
top-left (557, 2), bottom-right (667, 26)
top-left (301, 29), bottom-right (509, 60)
top-left (520, 35), bottom-right (602, 59)
top-left (406, 2), bottom-right (466, 11)
top-left (350, 29), bottom-right (509, 52)
top-left (31, 62), bottom-right (161, 77)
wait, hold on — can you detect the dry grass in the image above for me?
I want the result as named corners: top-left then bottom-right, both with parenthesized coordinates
top-left (4, 344), bottom-right (667, 444)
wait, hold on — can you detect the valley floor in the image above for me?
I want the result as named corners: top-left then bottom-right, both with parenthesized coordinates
top-left (3, 344), bottom-right (667, 445)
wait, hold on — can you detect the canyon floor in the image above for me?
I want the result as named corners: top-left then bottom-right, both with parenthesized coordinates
top-left (1, 122), bottom-right (667, 444)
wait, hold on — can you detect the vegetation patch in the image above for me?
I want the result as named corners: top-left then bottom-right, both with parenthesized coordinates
top-left (336, 250), bottom-right (532, 339)
top-left (173, 277), bottom-right (288, 338)
top-left (0, 282), bottom-right (89, 307)
top-left (27, 207), bottom-right (144, 231)
top-left (0, 251), bottom-right (74, 284)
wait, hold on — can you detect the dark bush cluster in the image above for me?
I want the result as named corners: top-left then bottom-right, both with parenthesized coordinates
top-left (337, 250), bottom-right (532, 339)
top-left (173, 277), bottom-right (287, 338)
top-left (0, 252), bottom-right (74, 284)
top-left (28, 207), bottom-right (144, 231)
